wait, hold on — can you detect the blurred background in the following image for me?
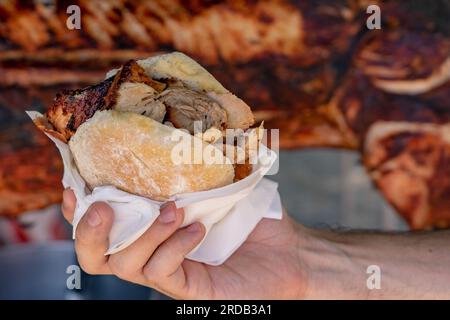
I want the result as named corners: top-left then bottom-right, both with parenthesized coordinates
top-left (0, 0), bottom-right (448, 299)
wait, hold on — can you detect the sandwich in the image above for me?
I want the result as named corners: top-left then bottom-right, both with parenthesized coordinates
top-left (33, 52), bottom-right (261, 201)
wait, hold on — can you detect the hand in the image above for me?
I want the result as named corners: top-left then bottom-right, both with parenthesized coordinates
top-left (62, 189), bottom-right (308, 299)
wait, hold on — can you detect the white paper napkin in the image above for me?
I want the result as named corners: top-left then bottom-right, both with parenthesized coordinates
top-left (27, 111), bottom-right (282, 265)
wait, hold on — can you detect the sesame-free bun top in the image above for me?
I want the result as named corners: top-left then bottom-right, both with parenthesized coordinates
top-left (107, 52), bottom-right (228, 94)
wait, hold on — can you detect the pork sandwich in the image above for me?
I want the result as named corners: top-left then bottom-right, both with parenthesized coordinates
top-left (34, 52), bottom-right (258, 200)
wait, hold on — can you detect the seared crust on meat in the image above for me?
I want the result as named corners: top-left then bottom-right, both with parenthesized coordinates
top-left (104, 59), bottom-right (166, 108)
top-left (45, 53), bottom-right (256, 142)
top-left (45, 60), bottom-right (165, 141)
top-left (45, 77), bottom-right (113, 141)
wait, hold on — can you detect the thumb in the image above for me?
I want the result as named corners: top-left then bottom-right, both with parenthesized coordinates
top-left (75, 202), bottom-right (114, 275)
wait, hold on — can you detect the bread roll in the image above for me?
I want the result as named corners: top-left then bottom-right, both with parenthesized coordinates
top-left (107, 52), bottom-right (227, 94)
top-left (37, 52), bottom-right (256, 201)
top-left (69, 110), bottom-right (234, 200)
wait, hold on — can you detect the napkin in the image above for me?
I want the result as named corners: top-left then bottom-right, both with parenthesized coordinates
top-left (27, 111), bottom-right (282, 265)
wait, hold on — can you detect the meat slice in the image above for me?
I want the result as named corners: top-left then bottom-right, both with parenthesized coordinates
top-left (331, 71), bottom-right (450, 146)
top-left (46, 77), bottom-right (113, 141)
top-left (355, 31), bottom-right (450, 95)
top-left (159, 87), bottom-right (227, 134)
top-left (113, 82), bottom-right (166, 122)
top-left (327, 27), bottom-right (450, 229)
top-left (364, 122), bottom-right (450, 229)
top-left (105, 60), bottom-right (166, 122)
top-left (0, 119), bottom-right (63, 217)
top-left (207, 91), bottom-right (254, 130)
top-left (104, 59), bottom-right (166, 107)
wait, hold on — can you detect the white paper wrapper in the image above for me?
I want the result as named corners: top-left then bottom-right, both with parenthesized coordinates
top-left (27, 111), bottom-right (282, 265)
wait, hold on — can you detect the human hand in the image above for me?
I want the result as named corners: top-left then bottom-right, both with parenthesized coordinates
top-left (62, 189), bottom-right (307, 299)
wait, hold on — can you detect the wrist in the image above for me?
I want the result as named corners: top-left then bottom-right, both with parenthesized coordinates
top-left (295, 226), bottom-right (368, 299)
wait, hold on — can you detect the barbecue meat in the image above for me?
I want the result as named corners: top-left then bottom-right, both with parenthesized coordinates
top-left (329, 28), bottom-right (450, 229)
top-left (46, 78), bottom-right (113, 141)
top-left (207, 91), bottom-right (254, 130)
top-left (46, 60), bottom-right (166, 141)
top-left (0, 0), bottom-right (353, 63)
top-left (0, 0), bottom-right (361, 87)
top-left (159, 86), bottom-right (227, 134)
top-left (1, 0), bottom-right (450, 230)
top-left (364, 123), bottom-right (450, 229)
top-left (355, 31), bottom-right (450, 95)
top-left (104, 60), bottom-right (166, 122)
top-left (0, 117), bottom-right (63, 217)
top-left (114, 82), bottom-right (166, 122)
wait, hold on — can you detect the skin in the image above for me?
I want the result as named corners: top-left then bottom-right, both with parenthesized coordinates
top-left (62, 189), bottom-right (450, 299)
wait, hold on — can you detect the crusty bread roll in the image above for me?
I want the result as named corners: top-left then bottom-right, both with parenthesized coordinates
top-left (69, 110), bottom-right (234, 200)
top-left (107, 52), bottom-right (228, 94)
top-left (37, 52), bottom-right (256, 201)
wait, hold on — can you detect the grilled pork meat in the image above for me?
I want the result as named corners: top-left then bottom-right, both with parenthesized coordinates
top-left (364, 124), bottom-right (450, 229)
top-left (355, 31), bottom-right (450, 95)
top-left (112, 82), bottom-right (166, 122)
top-left (45, 60), bottom-right (167, 141)
top-left (329, 29), bottom-right (450, 229)
top-left (0, 0), bottom-right (360, 66)
top-left (0, 114), bottom-right (63, 217)
top-left (159, 86), bottom-right (227, 134)
top-left (46, 77), bottom-right (113, 142)
top-left (45, 59), bottom-right (256, 141)
top-left (104, 60), bottom-right (167, 123)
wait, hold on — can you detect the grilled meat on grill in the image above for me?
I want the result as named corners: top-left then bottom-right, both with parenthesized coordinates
top-left (0, 0), bottom-right (362, 87)
top-left (355, 31), bottom-right (450, 95)
top-left (0, 113), bottom-right (63, 216)
top-left (1, 0), bottom-right (449, 230)
top-left (329, 28), bottom-right (450, 229)
top-left (365, 124), bottom-right (450, 229)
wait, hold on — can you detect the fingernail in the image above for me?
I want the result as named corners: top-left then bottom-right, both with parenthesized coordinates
top-left (186, 223), bottom-right (201, 233)
top-left (87, 208), bottom-right (101, 227)
top-left (159, 203), bottom-right (177, 224)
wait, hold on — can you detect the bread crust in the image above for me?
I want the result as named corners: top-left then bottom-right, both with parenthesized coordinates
top-left (69, 110), bottom-right (235, 200)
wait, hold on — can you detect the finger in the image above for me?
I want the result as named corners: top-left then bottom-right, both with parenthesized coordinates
top-left (75, 202), bottom-right (114, 275)
top-left (61, 188), bottom-right (76, 223)
top-left (143, 222), bottom-right (205, 293)
top-left (108, 202), bottom-right (184, 281)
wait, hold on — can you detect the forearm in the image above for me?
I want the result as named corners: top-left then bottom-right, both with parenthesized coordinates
top-left (298, 226), bottom-right (450, 299)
